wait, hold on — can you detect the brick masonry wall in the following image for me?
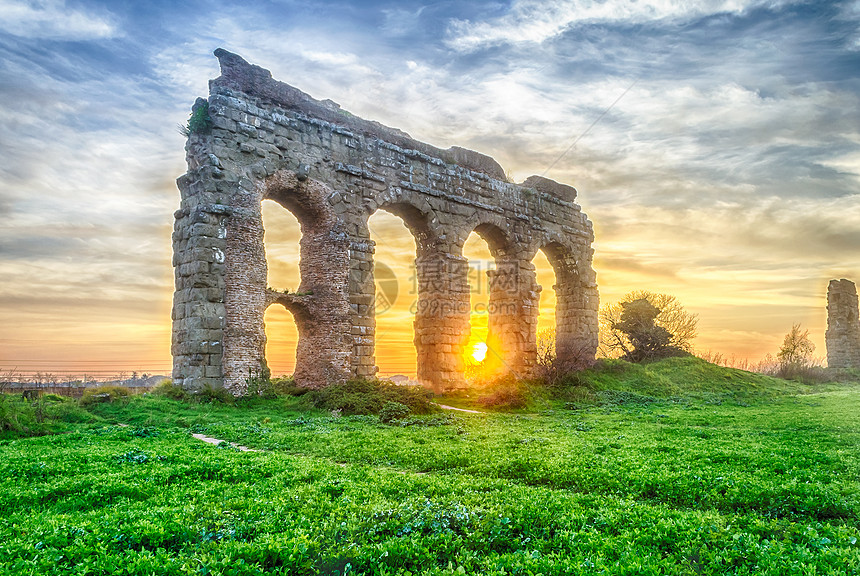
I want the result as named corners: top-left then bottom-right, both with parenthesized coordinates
top-left (172, 49), bottom-right (599, 395)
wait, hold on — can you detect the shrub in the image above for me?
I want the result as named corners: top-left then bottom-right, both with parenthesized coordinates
top-left (245, 370), bottom-right (276, 399)
top-left (778, 363), bottom-right (830, 384)
top-left (379, 402), bottom-right (411, 424)
top-left (477, 377), bottom-right (528, 410)
top-left (309, 379), bottom-right (433, 415)
top-left (773, 324), bottom-right (827, 384)
top-left (45, 402), bottom-right (100, 424)
top-left (194, 384), bottom-right (235, 404)
top-left (271, 377), bottom-right (309, 397)
top-left (239, 374), bottom-right (307, 399)
top-left (79, 386), bottom-right (131, 407)
top-left (0, 394), bottom-right (31, 433)
top-left (826, 367), bottom-right (860, 383)
top-left (151, 380), bottom-right (187, 400)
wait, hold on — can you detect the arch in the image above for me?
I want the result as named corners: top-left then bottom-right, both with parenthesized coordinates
top-left (261, 199), bottom-right (302, 294)
top-left (367, 209), bottom-right (420, 378)
top-left (264, 294), bottom-right (315, 380)
top-left (372, 197), bottom-right (438, 257)
top-left (457, 219), bottom-right (533, 379)
top-left (532, 240), bottom-right (597, 370)
top-left (362, 200), bottom-right (469, 390)
top-left (263, 170), bottom-right (332, 231)
top-left (462, 231), bottom-right (494, 376)
top-left (257, 185), bottom-right (322, 385)
top-left (540, 241), bottom-right (580, 284)
top-left (350, 200), bottom-right (438, 381)
top-left (456, 214), bottom-right (512, 257)
top-left (473, 222), bottom-right (511, 258)
top-left (260, 200), bottom-right (302, 379)
top-left (263, 304), bottom-right (299, 377)
top-left (258, 171), bottom-right (352, 388)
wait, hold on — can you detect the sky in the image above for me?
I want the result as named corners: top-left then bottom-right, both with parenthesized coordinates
top-left (1, 0), bottom-right (859, 378)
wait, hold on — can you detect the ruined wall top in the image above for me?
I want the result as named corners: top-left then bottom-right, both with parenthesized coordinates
top-left (211, 48), bottom-right (577, 202)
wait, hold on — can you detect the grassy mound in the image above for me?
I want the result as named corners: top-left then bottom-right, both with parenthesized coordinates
top-left (448, 356), bottom-right (848, 412)
top-left (309, 378), bottom-right (434, 416)
top-left (573, 356), bottom-right (811, 401)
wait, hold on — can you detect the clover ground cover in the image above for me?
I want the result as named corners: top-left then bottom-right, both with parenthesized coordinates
top-left (1, 374), bottom-right (858, 574)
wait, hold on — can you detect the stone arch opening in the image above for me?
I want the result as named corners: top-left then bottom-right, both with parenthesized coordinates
top-left (532, 248), bottom-right (558, 361)
top-left (263, 304), bottom-right (300, 376)
top-left (537, 241), bottom-right (597, 370)
top-left (362, 198), bottom-right (470, 391)
top-left (462, 231), bottom-right (494, 375)
top-left (362, 199), bottom-right (470, 390)
top-left (257, 172), bottom-right (351, 389)
top-left (261, 200), bottom-right (301, 377)
top-left (461, 219), bottom-right (553, 379)
top-left (367, 209), bottom-right (420, 379)
top-left (263, 171), bottom-right (331, 233)
top-left (461, 221), bottom-right (526, 379)
top-left (374, 201), bottom-right (435, 257)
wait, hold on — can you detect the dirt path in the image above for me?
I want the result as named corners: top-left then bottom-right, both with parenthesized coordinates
top-left (434, 403), bottom-right (484, 414)
top-left (188, 432), bottom-right (426, 475)
top-left (188, 404), bottom-right (484, 457)
top-left (191, 433), bottom-right (261, 452)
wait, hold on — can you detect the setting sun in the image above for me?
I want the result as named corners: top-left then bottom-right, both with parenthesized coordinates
top-left (471, 342), bottom-right (488, 363)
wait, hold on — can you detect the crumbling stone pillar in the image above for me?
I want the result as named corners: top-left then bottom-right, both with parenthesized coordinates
top-left (484, 256), bottom-right (540, 377)
top-left (171, 125), bottom-right (231, 394)
top-left (348, 228), bottom-right (378, 380)
top-left (544, 243), bottom-right (600, 370)
top-left (826, 279), bottom-right (860, 370)
top-left (415, 251), bottom-right (470, 392)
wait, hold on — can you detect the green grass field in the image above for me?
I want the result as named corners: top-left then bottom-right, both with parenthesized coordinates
top-left (1, 358), bottom-right (859, 575)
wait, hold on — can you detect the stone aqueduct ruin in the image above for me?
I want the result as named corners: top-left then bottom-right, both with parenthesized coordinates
top-left (172, 50), bottom-right (598, 394)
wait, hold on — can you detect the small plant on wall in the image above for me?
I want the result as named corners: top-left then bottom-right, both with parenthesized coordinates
top-left (179, 98), bottom-right (212, 136)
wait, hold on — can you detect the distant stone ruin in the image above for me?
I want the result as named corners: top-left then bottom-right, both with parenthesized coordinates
top-left (826, 279), bottom-right (860, 369)
top-left (171, 49), bottom-right (598, 395)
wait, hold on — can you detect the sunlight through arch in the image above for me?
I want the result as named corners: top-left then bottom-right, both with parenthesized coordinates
top-left (369, 210), bottom-right (419, 378)
top-left (261, 200), bottom-right (301, 377)
top-left (462, 232), bottom-right (494, 370)
top-left (533, 248), bottom-right (558, 347)
top-left (263, 306), bottom-right (298, 377)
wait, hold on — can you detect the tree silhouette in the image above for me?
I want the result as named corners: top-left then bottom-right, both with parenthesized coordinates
top-left (777, 323), bottom-right (815, 370)
top-left (600, 291), bottom-right (697, 361)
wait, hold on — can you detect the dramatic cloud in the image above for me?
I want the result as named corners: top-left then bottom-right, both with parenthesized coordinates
top-left (444, 0), bottom-right (792, 51)
top-left (1, 0), bottom-right (859, 375)
top-left (0, 0), bottom-right (118, 40)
